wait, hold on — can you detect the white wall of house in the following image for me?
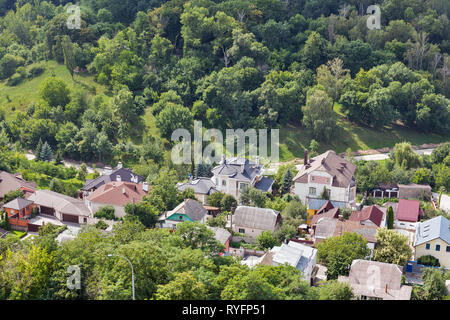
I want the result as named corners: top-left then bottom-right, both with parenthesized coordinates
top-left (87, 200), bottom-right (126, 218)
top-left (394, 220), bottom-right (417, 231)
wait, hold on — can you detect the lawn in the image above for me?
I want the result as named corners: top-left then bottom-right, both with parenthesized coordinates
top-left (0, 60), bottom-right (109, 121)
top-left (10, 230), bottom-right (27, 238)
top-left (278, 103), bottom-right (450, 162)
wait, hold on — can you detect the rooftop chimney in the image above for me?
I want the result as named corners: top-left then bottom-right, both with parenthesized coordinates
top-left (116, 175), bottom-right (121, 182)
top-left (304, 149), bottom-right (309, 165)
top-left (104, 166), bottom-right (113, 175)
top-left (143, 182), bottom-right (149, 192)
top-left (117, 162), bottom-right (123, 169)
top-left (255, 156), bottom-right (260, 166)
top-left (122, 187), bottom-right (126, 194)
top-left (220, 154), bottom-right (226, 164)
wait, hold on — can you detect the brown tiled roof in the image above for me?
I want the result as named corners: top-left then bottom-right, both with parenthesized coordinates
top-left (333, 220), bottom-right (378, 243)
top-left (86, 182), bottom-right (149, 207)
top-left (293, 150), bottom-right (356, 188)
top-left (349, 205), bottom-right (384, 227)
top-left (0, 171), bottom-right (37, 198)
top-left (310, 207), bottom-right (340, 226)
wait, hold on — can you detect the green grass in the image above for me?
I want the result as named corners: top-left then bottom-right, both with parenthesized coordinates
top-left (0, 60), bottom-right (109, 121)
top-left (278, 103), bottom-right (450, 162)
top-left (10, 230), bottom-right (27, 238)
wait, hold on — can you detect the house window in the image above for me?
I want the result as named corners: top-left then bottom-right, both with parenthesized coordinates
top-left (446, 246), bottom-right (450, 252)
top-left (425, 244), bottom-right (430, 250)
top-left (327, 188), bottom-right (331, 197)
top-left (239, 183), bottom-right (248, 190)
top-left (309, 187), bottom-right (316, 195)
top-left (222, 180), bottom-right (227, 187)
top-left (238, 228), bottom-right (245, 234)
top-left (435, 244), bottom-right (440, 251)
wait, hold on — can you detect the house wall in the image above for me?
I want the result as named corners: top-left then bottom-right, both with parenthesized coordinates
top-left (394, 220), bottom-right (417, 230)
top-left (415, 238), bottom-right (450, 268)
top-left (88, 201), bottom-right (126, 218)
top-left (5, 204), bottom-right (35, 218)
top-left (232, 225), bottom-right (276, 240)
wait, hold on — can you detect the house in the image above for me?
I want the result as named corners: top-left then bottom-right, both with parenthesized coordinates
top-left (232, 205), bottom-right (281, 240)
top-left (293, 150), bottom-right (357, 208)
top-left (82, 162), bottom-right (144, 197)
top-left (413, 216), bottom-right (450, 268)
top-left (2, 197), bottom-right (37, 230)
top-left (268, 240), bottom-right (317, 283)
top-left (85, 181), bottom-right (150, 218)
top-left (333, 219), bottom-right (378, 256)
top-left (349, 205), bottom-right (385, 227)
top-left (306, 198), bottom-right (347, 225)
top-left (159, 199), bottom-right (207, 229)
top-left (395, 199), bottom-right (422, 230)
top-left (208, 226), bottom-right (232, 252)
top-left (177, 177), bottom-right (218, 204)
top-left (28, 190), bottom-right (91, 224)
top-left (211, 157), bottom-right (274, 199)
top-left (0, 171), bottom-right (37, 200)
top-left (370, 183), bottom-right (431, 200)
top-left (338, 260), bottom-right (412, 300)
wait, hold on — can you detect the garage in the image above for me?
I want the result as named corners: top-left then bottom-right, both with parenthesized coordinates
top-left (62, 214), bottom-right (79, 223)
top-left (40, 206), bottom-right (55, 216)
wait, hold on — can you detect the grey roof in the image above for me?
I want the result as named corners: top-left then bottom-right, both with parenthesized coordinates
top-left (414, 215), bottom-right (450, 247)
top-left (82, 168), bottom-right (144, 191)
top-left (314, 217), bottom-right (338, 239)
top-left (254, 177), bottom-right (274, 192)
top-left (2, 197), bottom-right (34, 210)
top-left (338, 259), bottom-right (412, 300)
top-left (208, 227), bottom-right (231, 244)
top-left (308, 198), bottom-right (347, 210)
top-left (177, 177), bottom-right (218, 195)
top-left (0, 227), bottom-right (9, 238)
top-left (212, 158), bottom-right (262, 182)
top-left (272, 241), bottom-right (317, 273)
top-left (165, 199), bottom-right (207, 222)
top-left (28, 190), bottom-right (90, 217)
top-left (233, 206), bottom-right (280, 231)
top-left (0, 171), bottom-right (37, 198)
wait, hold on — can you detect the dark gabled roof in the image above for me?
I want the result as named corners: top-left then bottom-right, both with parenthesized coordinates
top-left (165, 199), bottom-right (207, 222)
top-left (2, 197), bottom-right (34, 211)
top-left (177, 177), bottom-right (218, 195)
top-left (212, 158), bottom-right (262, 182)
top-left (82, 168), bottom-right (144, 191)
top-left (254, 177), bottom-right (274, 192)
top-left (234, 206), bottom-right (280, 231)
top-left (308, 198), bottom-right (347, 210)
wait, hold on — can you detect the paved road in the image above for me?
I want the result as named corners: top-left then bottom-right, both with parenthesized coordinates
top-left (354, 148), bottom-right (434, 161)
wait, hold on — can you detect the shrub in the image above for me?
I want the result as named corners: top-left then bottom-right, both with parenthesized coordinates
top-left (418, 255), bottom-right (440, 267)
top-left (95, 220), bottom-right (109, 230)
top-left (94, 206), bottom-right (117, 220)
top-left (28, 64), bottom-right (45, 78)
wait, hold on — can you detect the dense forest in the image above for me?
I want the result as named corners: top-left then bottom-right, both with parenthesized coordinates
top-left (0, 0), bottom-right (449, 171)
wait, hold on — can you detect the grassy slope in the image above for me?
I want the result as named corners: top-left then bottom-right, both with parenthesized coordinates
top-left (278, 103), bottom-right (450, 162)
top-left (1, 61), bottom-right (448, 163)
top-left (0, 60), bottom-right (108, 121)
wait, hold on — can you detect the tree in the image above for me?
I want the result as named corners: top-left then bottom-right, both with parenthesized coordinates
top-left (390, 142), bottom-right (421, 170)
top-left (256, 230), bottom-right (278, 250)
top-left (207, 192), bottom-right (226, 208)
top-left (3, 189), bottom-right (25, 204)
top-left (239, 187), bottom-right (268, 207)
top-left (40, 141), bottom-right (53, 162)
top-left (124, 202), bottom-right (159, 228)
top-left (61, 35), bottom-right (76, 80)
top-left (302, 88), bottom-right (338, 142)
top-left (155, 103), bottom-right (194, 140)
top-left (281, 168), bottom-right (293, 195)
top-left (422, 268), bottom-right (447, 300)
top-left (174, 222), bottom-right (224, 256)
top-left (317, 232), bottom-right (370, 279)
top-left (155, 271), bottom-right (206, 300)
top-left (77, 163), bottom-right (87, 181)
top-left (301, 32), bottom-right (329, 70)
top-left (387, 206), bottom-right (394, 229)
top-left (318, 280), bottom-right (354, 300)
top-left (94, 206), bottom-right (117, 221)
top-left (39, 77), bottom-right (71, 108)
top-left (316, 58), bottom-right (350, 108)
top-left (221, 194), bottom-right (237, 212)
top-left (35, 138), bottom-right (43, 161)
top-left (373, 228), bottom-right (412, 266)
top-left (320, 186), bottom-right (330, 200)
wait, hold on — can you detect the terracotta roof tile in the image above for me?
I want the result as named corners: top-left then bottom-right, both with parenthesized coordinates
top-left (86, 182), bottom-right (149, 207)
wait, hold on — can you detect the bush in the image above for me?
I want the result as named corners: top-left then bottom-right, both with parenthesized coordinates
top-left (418, 255), bottom-right (440, 267)
top-left (6, 73), bottom-right (24, 86)
top-left (95, 220), bottom-right (109, 230)
top-left (28, 64), bottom-right (45, 78)
top-left (94, 206), bottom-right (117, 220)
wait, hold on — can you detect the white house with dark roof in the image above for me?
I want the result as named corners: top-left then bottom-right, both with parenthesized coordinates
top-left (82, 162), bottom-right (144, 197)
top-left (293, 150), bottom-right (356, 208)
top-left (268, 240), bottom-right (317, 283)
top-left (211, 157), bottom-right (274, 200)
top-left (158, 199), bottom-right (207, 229)
top-left (232, 205), bottom-right (280, 239)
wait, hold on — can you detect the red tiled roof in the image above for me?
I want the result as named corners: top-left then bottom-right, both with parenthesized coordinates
top-left (396, 199), bottom-right (421, 222)
top-left (349, 205), bottom-right (384, 227)
top-left (86, 182), bottom-right (149, 207)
